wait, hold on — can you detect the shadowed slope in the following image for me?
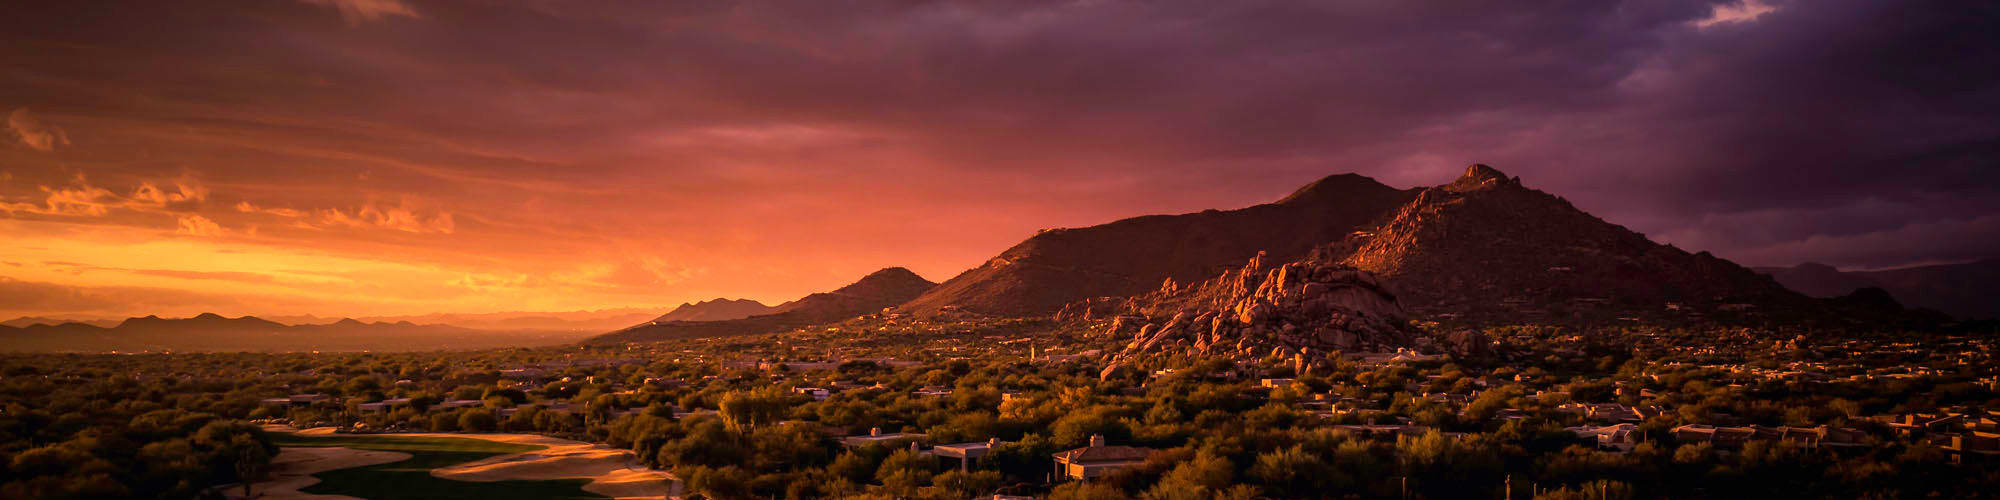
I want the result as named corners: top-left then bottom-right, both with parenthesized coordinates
top-left (1759, 259), bottom-right (2000, 320)
top-left (899, 174), bottom-right (1416, 316)
top-left (588, 267), bottom-right (936, 344)
top-left (1341, 164), bottom-right (1814, 320)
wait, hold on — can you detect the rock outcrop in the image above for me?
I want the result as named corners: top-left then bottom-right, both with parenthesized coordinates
top-left (1083, 250), bottom-right (1417, 375)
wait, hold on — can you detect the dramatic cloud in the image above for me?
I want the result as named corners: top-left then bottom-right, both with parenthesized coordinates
top-left (175, 215), bottom-right (225, 237)
top-left (0, 0), bottom-right (1994, 318)
top-left (5, 109), bottom-right (67, 152)
top-left (0, 173), bottom-right (206, 217)
top-left (300, 0), bottom-right (420, 25)
top-left (1696, 0), bottom-right (1777, 27)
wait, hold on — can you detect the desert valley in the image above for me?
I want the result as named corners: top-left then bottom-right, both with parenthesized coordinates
top-left (4, 166), bottom-right (1997, 499)
top-left (4, 1), bottom-right (1998, 499)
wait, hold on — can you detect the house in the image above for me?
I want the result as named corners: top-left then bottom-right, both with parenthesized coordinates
top-left (672, 408), bottom-right (718, 419)
top-left (357, 398), bottom-right (412, 413)
top-left (1937, 432), bottom-right (2000, 463)
top-left (791, 387), bottom-right (832, 401)
top-left (1674, 424), bottom-right (1861, 449)
top-left (1568, 424), bottom-right (1639, 452)
top-left (913, 386), bottom-right (953, 398)
top-left (1260, 378), bottom-right (1297, 389)
top-left (1672, 424), bottom-right (1756, 448)
top-left (1331, 425), bottom-right (1434, 439)
top-left (437, 399), bottom-right (483, 409)
top-left (262, 393), bottom-right (335, 407)
top-left (761, 361), bottom-right (840, 372)
top-left (1051, 435), bottom-right (1155, 481)
top-left (933, 438), bottom-right (1003, 471)
top-left (840, 427), bottom-right (925, 449)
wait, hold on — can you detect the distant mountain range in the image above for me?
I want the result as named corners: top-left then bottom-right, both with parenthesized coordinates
top-left (0, 316), bottom-right (121, 328)
top-left (272, 308), bottom-right (663, 332)
top-left (4, 308), bottom-right (664, 334)
top-left (0, 313), bottom-right (600, 352)
top-left (1756, 259), bottom-right (2000, 320)
top-left (589, 267), bottom-right (936, 344)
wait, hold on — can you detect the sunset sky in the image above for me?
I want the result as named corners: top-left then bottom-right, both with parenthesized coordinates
top-left (3, 0), bottom-right (1996, 320)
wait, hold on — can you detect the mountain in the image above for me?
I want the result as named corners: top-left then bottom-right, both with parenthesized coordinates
top-left (899, 173), bottom-right (1416, 316)
top-left (0, 316), bottom-right (120, 328)
top-left (285, 308), bottom-right (666, 332)
top-left (1758, 259), bottom-right (2000, 320)
top-left (0, 313), bottom-right (598, 353)
top-left (909, 164), bottom-right (1824, 322)
top-left (653, 299), bottom-right (776, 322)
top-left (1338, 164), bottom-right (1815, 321)
top-left (589, 267), bottom-right (937, 344)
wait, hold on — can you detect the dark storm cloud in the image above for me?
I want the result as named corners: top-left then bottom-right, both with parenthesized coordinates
top-left (2, 0), bottom-right (1995, 318)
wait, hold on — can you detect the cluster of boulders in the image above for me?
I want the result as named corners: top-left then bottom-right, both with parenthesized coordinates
top-left (1075, 252), bottom-right (1418, 378)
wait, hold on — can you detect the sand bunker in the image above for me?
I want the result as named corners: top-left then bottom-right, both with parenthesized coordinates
top-left (244, 446), bottom-right (411, 500)
top-left (407, 432), bottom-right (679, 500)
top-left (257, 427), bottom-right (678, 499)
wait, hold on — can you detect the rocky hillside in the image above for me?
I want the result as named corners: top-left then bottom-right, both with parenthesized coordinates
top-left (1070, 250), bottom-right (1422, 376)
top-left (653, 298), bottom-right (776, 323)
top-left (898, 174), bottom-right (1416, 316)
top-left (589, 267), bottom-right (936, 344)
top-left (1758, 259), bottom-right (2000, 320)
top-left (907, 164), bottom-right (1831, 323)
top-left (1337, 165), bottom-right (1814, 321)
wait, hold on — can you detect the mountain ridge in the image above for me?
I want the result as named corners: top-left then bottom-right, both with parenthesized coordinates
top-left (653, 298), bottom-right (776, 323)
top-left (588, 267), bottom-right (937, 344)
top-left (898, 173), bottom-right (1417, 316)
top-left (0, 313), bottom-right (594, 352)
top-left (1757, 259), bottom-right (2000, 320)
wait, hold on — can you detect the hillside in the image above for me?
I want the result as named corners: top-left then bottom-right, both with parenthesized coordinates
top-left (1758, 259), bottom-right (2000, 320)
top-left (1339, 165), bottom-right (1815, 321)
top-left (589, 267), bottom-right (936, 344)
top-left (898, 174), bottom-right (1416, 316)
top-left (1078, 250), bottom-right (1421, 375)
top-left (0, 313), bottom-right (593, 352)
top-left (652, 299), bottom-right (776, 323)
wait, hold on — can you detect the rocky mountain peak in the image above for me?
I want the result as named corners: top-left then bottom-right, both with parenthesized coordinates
top-left (652, 298), bottom-right (777, 323)
top-left (1444, 163), bottom-right (1515, 192)
top-left (825, 267), bottom-right (935, 300)
top-left (1277, 173), bottom-right (1401, 206)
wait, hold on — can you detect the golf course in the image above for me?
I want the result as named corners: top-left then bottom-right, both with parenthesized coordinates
top-left (258, 428), bottom-right (677, 500)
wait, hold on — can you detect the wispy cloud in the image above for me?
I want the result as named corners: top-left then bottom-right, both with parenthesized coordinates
top-left (1696, 0), bottom-right (1778, 28)
top-left (176, 215), bottom-right (226, 237)
top-left (300, 0), bottom-right (421, 25)
top-left (235, 201), bottom-right (307, 218)
top-left (313, 199), bottom-right (455, 234)
top-left (7, 109), bottom-right (68, 152)
top-left (0, 172), bottom-right (206, 217)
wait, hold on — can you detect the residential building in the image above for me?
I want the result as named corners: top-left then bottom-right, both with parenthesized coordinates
top-left (1051, 434), bottom-right (1154, 481)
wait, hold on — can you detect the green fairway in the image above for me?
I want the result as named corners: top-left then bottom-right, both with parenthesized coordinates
top-left (272, 433), bottom-right (607, 500)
